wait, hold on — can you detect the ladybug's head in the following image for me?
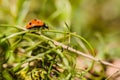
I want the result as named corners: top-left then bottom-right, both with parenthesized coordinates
top-left (43, 23), bottom-right (49, 29)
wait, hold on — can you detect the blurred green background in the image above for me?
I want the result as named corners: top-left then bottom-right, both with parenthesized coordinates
top-left (0, 0), bottom-right (120, 59)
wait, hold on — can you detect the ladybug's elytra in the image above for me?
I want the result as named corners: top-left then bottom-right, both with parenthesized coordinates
top-left (26, 19), bottom-right (48, 29)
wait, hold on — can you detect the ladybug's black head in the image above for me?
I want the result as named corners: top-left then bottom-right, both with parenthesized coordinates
top-left (43, 23), bottom-right (49, 29)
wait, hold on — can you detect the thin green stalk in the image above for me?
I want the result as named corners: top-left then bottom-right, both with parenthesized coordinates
top-left (71, 33), bottom-right (95, 56)
top-left (0, 31), bottom-right (28, 43)
top-left (11, 36), bottom-right (23, 49)
top-left (47, 59), bottom-right (54, 76)
top-left (25, 41), bottom-right (43, 52)
top-left (0, 24), bottom-right (27, 31)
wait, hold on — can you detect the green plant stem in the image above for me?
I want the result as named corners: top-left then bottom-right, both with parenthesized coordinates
top-left (0, 31), bottom-right (28, 43)
top-left (25, 41), bottom-right (43, 52)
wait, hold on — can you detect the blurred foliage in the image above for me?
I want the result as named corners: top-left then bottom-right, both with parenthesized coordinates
top-left (0, 0), bottom-right (120, 79)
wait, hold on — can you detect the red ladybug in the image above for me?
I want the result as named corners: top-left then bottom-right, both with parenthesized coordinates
top-left (26, 19), bottom-right (48, 29)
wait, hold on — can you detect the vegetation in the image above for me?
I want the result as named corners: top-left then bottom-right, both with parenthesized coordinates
top-left (0, 0), bottom-right (120, 80)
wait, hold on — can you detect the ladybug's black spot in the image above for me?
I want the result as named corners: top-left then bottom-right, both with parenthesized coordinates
top-left (29, 22), bottom-right (32, 25)
top-left (34, 19), bottom-right (37, 21)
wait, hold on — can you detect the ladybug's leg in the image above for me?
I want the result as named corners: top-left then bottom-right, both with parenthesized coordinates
top-left (36, 27), bottom-right (41, 34)
top-left (42, 26), bottom-right (45, 29)
top-left (37, 27), bottom-right (40, 31)
top-left (45, 26), bottom-right (49, 29)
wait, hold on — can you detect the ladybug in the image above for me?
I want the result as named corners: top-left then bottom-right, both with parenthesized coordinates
top-left (26, 19), bottom-right (48, 29)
